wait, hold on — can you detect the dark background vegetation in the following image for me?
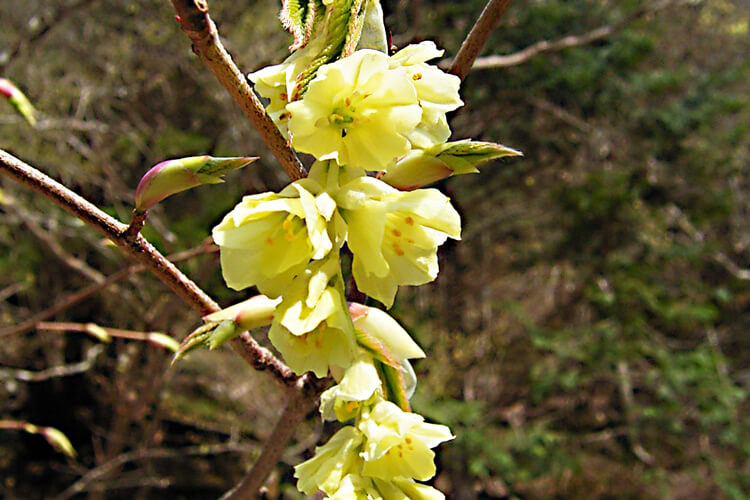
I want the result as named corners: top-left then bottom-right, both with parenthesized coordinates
top-left (1, 0), bottom-right (749, 498)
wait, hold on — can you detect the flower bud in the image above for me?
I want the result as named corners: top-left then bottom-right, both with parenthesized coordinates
top-left (174, 296), bottom-right (280, 362)
top-left (0, 78), bottom-right (37, 125)
top-left (381, 140), bottom-right (522, 190)
top-left (203, 295), bottom-right (281, 331)
top-left (134, 155), bottom-right (257, 213)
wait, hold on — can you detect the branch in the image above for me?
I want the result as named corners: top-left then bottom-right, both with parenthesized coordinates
top-left (471, 0), bottom-right (679, 70)
top-left (0, 345), bottom-right (104, 382)
top-left (168, 0), bottom-right (307, 181)
top-left (220, 378), bottom-right (323, 500)
top-left (0, 148), bottom-right (298, 386)
top-left (0, 0), bottom-right (98, 73)
top-left (55, 442), bottom-right (257, 500)
top-left (449, 0), bottom-right (513, 80)
top-left (0, 242), bottom-right (215, 338)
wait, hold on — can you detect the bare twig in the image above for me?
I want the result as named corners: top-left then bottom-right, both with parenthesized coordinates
top-left (0, 345), bottom-right (104, 382)
top-left (168, 0), bottom-right (307, 181)
top-left (55, 442), bottom-right (257, 500)
top-left (471, 0), bottom-right (679, 70)
top-left (0, 0), bottom-right (98, 73)
top-left (667, 203), bottom-right (750, 281)
top-left (8, 198), bottom-right (107, 284)
top-left (220, 378), bottom-right (323, 500)
top-left (0, 148), bottom-right (298, 386)
top-left (617, 361), bottom-right (656, 465)
top-left (123, 209), bottom-right (148, 243)
top-left (0, 266), bottom-right (134, 338)
top-left (0, 237), bottom-right (216, 338)
top-left (449, 0), bottom-right (513, 80)
top-left (36, 321), bottom-right (177, 349)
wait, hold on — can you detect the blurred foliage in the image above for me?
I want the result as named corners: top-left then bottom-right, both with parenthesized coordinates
top-left (1, 0), bottom-right (749, 498)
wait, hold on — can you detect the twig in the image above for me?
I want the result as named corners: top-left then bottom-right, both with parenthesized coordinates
top-left (449, 0), bottom-right (513, 80)
top-left (0, 148), bottom-right (298, 386)
top-left (220, 378), bottom-right (324, 500)
top-left (168, 0), bottom-right (307, 181)
top-left (0, 266), bottom-right (134, 338)
top-left (0, 345), bottom-right (104, 382)
top-left (0, 0), bottom-right (98, 73)
top-left (667, 204), bottom-right (750, 281)
top-left (55, 442), bottom-right (257, 500)
top-left (8, 198), bottom-right (107, 284)
top-left (471, 0), bottom-right (679, 70)
top-left (36, 321), bottom-right (177, 350)
top-left (0, 240), bottom-right (217, 338)
top-left (123, 209), bottom-right (148, 243)
top-left (617, 361), bottom-right (656, 465)
top-left (0, 282), bottom-right (26, 302)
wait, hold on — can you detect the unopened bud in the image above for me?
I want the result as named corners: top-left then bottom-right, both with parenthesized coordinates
top-left (174, 296), bottom-right (280, 362)
top-left (0, 78), bottom-right (37, 126)
top-left (42, 426), bottom-right (77, 458)
top-left (381, 140), bottom-right (522, 190)
top-left (204, 295), bottom-right (281, 331)
top-left (135, 155), bottom-right (257, 213)
top-left (350, 303), bottom-right (425, 362)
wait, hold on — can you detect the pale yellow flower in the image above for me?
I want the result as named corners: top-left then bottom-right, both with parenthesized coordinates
top-left (295, 426), bottom-right (364, 496)
top-left (248, 36), bottom-right (326, 134)
top-left (287, 49), bottom-right (422, 170)
top-left (212, 178), bottom-right (334, 297)
top-left (358, 400), bottom-right (454, 482)
top-left (268, 258), bottom-right (357, 377)
top-left (389, 41), bottom-right (463, 149)
top-left (336, 176), bottom-right (461, 307)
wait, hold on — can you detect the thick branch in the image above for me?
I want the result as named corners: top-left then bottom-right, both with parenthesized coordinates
top-left (449, 0), bottom-right (512, 80)
top-left (0, 148), bottom-right (297, 386)
top-left (169, 0), bottom-right (306, 181)
top-left (472, 0), bottom-right (679, 70)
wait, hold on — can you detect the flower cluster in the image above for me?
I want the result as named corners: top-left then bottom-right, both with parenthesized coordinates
top-left (184, 1), bottom-right (519, 497)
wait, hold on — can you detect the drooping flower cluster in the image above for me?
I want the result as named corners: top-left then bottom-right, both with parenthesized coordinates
top-left (169, 1), bottom-right (520, 498)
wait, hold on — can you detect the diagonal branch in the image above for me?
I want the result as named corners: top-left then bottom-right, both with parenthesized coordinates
top-left (0, 241), bottom-right (217, 338)
top-left (169, 0), bottom-right (307, 181)
top-left (449, 0), bottom-right (513, 80)
top-left (0, 148), bottom-right (298, 387)
top-left (471, 0), bottom-right (680, 70)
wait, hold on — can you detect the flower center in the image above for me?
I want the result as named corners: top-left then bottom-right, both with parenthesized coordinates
top-left (326, 92), bottom-right (370, 137)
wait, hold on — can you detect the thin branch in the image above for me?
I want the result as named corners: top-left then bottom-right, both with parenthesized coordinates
top-left (471, 0), bottom-right (679, 70)
top-left (0, 237), bottom-right (216, 338)
top-left (449, 0), bottom-right (513, 80)
top-left (0, 148), bottom-right (298, 386)
top-left (168, 0), bottom-right (307, 181)
top-left (0, 0), bottom-right (98, 73)
top-left (221, 378), bottom-right (323, 500)
top-left (0, 345), bottom-right (104, 382)
top-left (9, 198), bottom-right (107, 284)
top-left (55, 442), bottom-right (257, 500)
top-left (36, 321), bottom-right (177, 349)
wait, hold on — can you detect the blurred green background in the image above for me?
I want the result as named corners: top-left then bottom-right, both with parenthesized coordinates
top-left (1, 0), bottom-right (748, 498)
